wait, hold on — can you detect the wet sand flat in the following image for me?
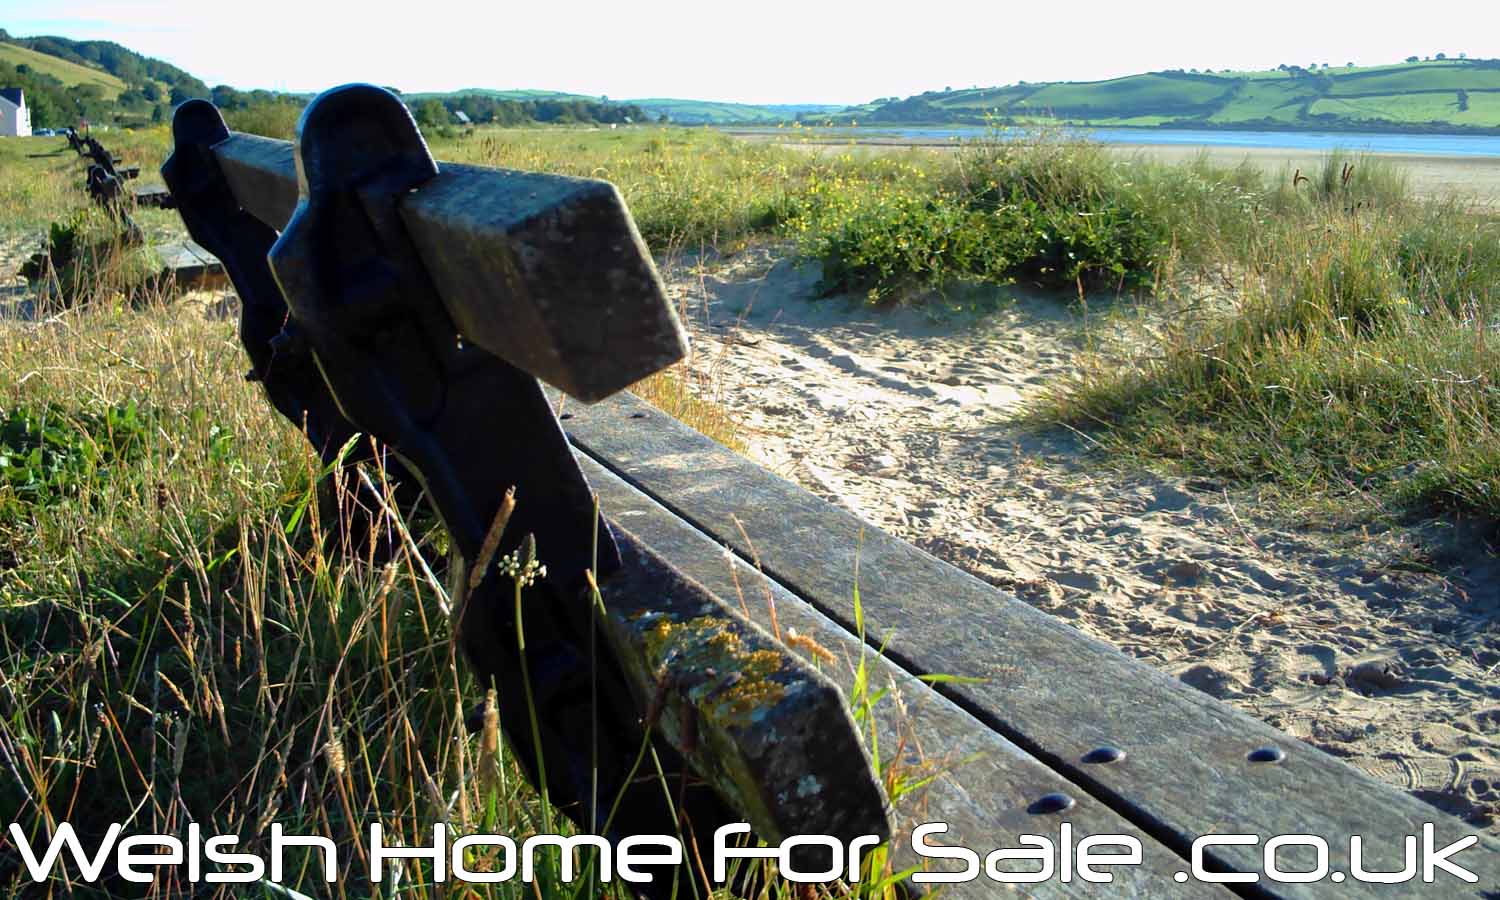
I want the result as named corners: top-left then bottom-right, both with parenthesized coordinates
top-left (1121, 143), bottom-right (1500, 203)
top-left (728, 130), bottom-right (1500, 203)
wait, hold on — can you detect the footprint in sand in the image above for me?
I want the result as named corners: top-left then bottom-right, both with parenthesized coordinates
top-left (1178, 664), bottom-right (1251, 699)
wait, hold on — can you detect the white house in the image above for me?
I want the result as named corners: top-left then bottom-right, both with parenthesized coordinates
top-left (0, 88), bottom-right (31, 137)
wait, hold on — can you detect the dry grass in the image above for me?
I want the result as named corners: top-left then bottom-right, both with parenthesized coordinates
top-left (0, 299), bottom-right (914, 898)
top-left (628, 370), bottom-right (746, 454)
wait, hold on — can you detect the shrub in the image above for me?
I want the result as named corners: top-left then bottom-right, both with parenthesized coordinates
top-left (224, 100), bottom-right (304, 140)
top-left (792, 133), bottom-right (1206, 301)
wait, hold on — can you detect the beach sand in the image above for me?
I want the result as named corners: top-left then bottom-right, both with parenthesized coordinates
top-left (662, 246), bottom-right (1500, 834)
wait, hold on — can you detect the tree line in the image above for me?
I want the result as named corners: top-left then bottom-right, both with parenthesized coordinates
top-left (411, 93), bottom-right (654, 127)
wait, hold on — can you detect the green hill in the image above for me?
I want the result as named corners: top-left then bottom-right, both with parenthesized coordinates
top-left (0, 42), bottom-right (125, 97)
top-left (406, 88), bottom-right (598, 103)
top-left (0, 30), bottom-right (209, 128)
top-left (0, 31), bottom-right (205, 97)
top-left (846, 59), bottom-right (1500, 132)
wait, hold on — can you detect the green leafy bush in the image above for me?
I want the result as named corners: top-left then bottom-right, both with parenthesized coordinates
top-left (0, 401), bottom-right (154, 520)
top-left (16, 209), bottom-right (170, 310)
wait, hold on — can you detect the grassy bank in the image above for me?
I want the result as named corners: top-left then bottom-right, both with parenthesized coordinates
top-left (0, 307), bottom-right (838, 898)
top-left (486, 127), bottom-right (1495, 533)
top-left (457, 125), bottom-right (1496, 529)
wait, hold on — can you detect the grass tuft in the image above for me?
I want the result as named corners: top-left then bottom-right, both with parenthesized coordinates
top-left (1044, 172), bottom-right (1500, 525)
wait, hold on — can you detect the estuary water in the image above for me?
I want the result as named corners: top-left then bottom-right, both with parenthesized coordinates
top-left (762, 126), bottom-right (1500, 158)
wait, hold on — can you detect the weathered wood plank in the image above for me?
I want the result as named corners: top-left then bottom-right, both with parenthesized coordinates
top-left (580, 454), bottom-right (1227, 898)
top-left (560, 388), bottom-right (1500, 897)
top-left (133, 185), bottom-right (173, 209)
top-left (154, 241), bottom-right (226, 291)
top-left (211, 133), bottom-right (300, 227)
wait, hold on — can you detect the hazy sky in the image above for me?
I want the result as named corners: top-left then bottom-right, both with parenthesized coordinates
top-left (4, 0), bottom-right (1496, 104)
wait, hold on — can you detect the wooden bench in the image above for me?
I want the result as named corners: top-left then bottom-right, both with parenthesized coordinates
top-left (69, 132), bottom-right (175, 211)
top-left (160, 85), bottom-right (1500, 898)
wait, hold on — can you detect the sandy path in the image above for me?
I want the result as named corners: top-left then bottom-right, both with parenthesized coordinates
top-left (663, 247), bottom-right (1500, 833)
top-left (0, 236), bottom-right (39, 319)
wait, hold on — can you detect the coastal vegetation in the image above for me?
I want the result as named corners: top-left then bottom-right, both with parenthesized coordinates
top-left (428, 127), bottom-right (1499, 526)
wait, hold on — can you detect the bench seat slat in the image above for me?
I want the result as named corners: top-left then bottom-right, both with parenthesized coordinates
top-left (578, 454), bottom-right (1224, 897)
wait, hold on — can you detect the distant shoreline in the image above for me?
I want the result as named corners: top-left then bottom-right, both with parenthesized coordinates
top-left (1120, 144), bottom-right (1500, 202)
top-left (719, 124), bottom-right (1500, 149)
top-left (723, 121), bottom-right (1500, 138)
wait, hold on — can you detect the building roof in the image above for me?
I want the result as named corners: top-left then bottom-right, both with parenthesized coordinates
top-left (0, 88), bottom-right (23, 106)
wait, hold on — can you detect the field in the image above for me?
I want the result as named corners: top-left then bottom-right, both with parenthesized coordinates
top-left (1203, 80), bottom-right (1307, 124)
top-left (1325, 66), bottom-right (1500, 95)
top-left (4, 121), bottom-right (1500, 896)
top-left (1016, 73), bottom-right (1230, 115)
top-left (0, 42), bottom-right (126, 98)
top-left (1310, 91), bottom-right (1500, 126)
